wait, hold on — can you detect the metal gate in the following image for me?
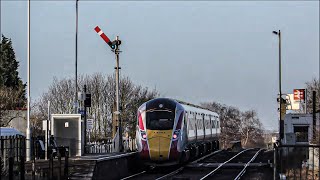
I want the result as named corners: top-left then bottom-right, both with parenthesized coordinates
top-left (274, 143), bottom-right (320, 180)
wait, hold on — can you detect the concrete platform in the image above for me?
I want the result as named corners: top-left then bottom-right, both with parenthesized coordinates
top-left (25, 152), bottom-right (142, 180)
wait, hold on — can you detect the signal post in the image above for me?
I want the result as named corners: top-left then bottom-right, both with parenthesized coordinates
top-left (94, 26), bottom-right (123, 152)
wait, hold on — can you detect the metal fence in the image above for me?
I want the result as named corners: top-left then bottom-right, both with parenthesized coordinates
top-left (274, 143), bottom-right (320, 180)
top-left (0, 135), bottom-right (26, 179)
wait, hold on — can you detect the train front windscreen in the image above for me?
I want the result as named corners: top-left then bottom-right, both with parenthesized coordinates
top-left (146, 110), bottom-right (175, 130)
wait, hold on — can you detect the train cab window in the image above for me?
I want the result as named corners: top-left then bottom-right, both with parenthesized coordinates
top-left (146, 110), bottom-right (175, 130)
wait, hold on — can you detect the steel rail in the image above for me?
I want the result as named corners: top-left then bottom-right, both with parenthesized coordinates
top-left (191, 150), bottom-right (223, 164)
top-left (200, 148), bottom-right (254, 180)
top-left (155, 167), bottom-right (184, 180)
top-left (155, 150), bottom-right (222, 180)
top-left (234, 149), bottom-right (263, 180)
top-left (120, 171), bottom-right (147, 180)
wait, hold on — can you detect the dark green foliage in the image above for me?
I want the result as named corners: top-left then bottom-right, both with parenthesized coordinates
top-left (0, 35), bottom-right (26, 108)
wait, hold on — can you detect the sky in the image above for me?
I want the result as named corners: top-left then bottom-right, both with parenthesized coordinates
top-left (1, 1), bottom-right (319, 131)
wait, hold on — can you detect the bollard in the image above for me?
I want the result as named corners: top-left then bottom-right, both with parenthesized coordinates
top-left (9, 156), bottom-right (14, 180)
top-left (20, 156), bottom-right (25, 180)
top-left (64, 148), bottom-right (69, 180)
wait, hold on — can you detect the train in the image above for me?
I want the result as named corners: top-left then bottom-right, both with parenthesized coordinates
top-left (136, 98), bottom-right (221, 166)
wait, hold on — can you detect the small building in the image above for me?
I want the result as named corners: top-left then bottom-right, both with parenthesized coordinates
top-left (284, 113), bottom-right (319, 145)
top-left (283, 113), bottom-right (319, 170)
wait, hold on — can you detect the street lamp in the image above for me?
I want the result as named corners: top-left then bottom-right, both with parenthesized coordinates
top-left (74, 0), bottom-right (79, 113)
top-left (273, 30), bottom-right (283, 142)
top-left (26, 0), bottom-right (31, 161)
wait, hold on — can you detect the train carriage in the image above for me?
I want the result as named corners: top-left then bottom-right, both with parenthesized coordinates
top-left (136, 98), bottom-right (220, 166)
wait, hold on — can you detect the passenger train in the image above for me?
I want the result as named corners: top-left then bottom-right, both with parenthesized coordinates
top-left (136, 98), bottom-right (221, 166)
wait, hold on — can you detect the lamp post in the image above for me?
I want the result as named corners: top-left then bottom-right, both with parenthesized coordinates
top-left (273, 30), bottom-right (283, 142)
top-left (26, 0), bottom-right (31, 161)
top-left (74, 0), bottom-right (79, 113)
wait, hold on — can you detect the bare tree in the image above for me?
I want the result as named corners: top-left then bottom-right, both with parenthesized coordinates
top-left (240, 110), bottom-right (264, 147)
top-left (0, 86), bottom-right (25, 126)
top-left (34, 73), bottom-right (158, 141)
top-left (202, 102), bottom-right (265, 148)
top-left (304, 78), bottom-right (320, 113)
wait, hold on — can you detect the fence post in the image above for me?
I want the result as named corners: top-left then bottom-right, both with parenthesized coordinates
top-left (9, 156), bottom-right (14, 180)
top-left (0, 156), bottom-right (2, 178)
top-left (20, 155), bottom-right (25, 180)
top-left (273, 143), bottom-right (277, 180)
top-left (49, 152), bottom-right (53, 180)
top-left (58, 149), bottom-right (61, 180)
top-left (64, 148), bottom-right (69, 180)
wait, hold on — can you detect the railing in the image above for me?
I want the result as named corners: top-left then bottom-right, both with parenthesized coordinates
top-left (274, 143), bottom-right (320, 180)
top-left (85, 137), bottom-right (137, 154)
top-left (0, 135), bottom-right (25, 179)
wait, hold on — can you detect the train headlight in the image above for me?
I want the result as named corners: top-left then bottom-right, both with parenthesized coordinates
top-left (140, 130), bottom-right (147, 141)
top-left (172, 130), bottom-right (180, 141)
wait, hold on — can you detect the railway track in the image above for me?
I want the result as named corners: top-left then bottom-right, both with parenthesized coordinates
top-left (121, 148), bottom-right (264, 180)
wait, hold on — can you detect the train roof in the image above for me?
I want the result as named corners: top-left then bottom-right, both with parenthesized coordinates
top-left (175, 99), bottom-right (219, 117)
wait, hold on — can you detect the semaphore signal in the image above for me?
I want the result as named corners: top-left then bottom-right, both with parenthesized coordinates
top-left (94, 26), bottom-right (121, 50)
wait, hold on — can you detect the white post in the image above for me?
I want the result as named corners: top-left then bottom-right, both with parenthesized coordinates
top-left (26, 0), bottom-right (31, 161)
top-left (45, 101), bottom-right (50, 160)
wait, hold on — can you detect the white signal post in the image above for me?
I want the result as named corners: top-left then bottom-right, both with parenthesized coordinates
top-left (94, 26), bottom-right (123, 152)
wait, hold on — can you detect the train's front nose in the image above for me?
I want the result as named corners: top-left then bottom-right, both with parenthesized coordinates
top-left (147, 130), bottom-right (172, 161)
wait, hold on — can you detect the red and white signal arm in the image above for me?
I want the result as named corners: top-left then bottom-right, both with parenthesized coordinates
top-left (293, 89), bottom-right (306, 101)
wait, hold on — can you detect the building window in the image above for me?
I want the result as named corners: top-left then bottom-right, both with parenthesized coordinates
top-left (294, 126), bottom-right (309, 142)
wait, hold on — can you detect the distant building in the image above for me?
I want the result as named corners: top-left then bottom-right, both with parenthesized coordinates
top-left (263, 130), bottom-right (278, 149)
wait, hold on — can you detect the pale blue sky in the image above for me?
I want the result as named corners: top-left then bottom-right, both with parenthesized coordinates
top-left (1, 1), bottom-right (319, 130)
